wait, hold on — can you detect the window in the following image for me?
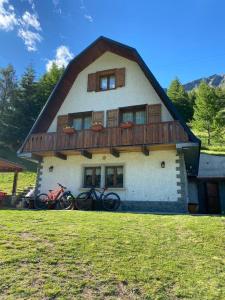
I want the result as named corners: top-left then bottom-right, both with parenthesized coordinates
top-left (100, 74), bottom-right (116, 91)
top-left (71, 113), bottom-right (92, 130)
top-left (121, 107), bottom-right (146, 125)
top-left (105, 166), bottom-right (123, 188)
top-left (84, 167), bottom-right (101, 188)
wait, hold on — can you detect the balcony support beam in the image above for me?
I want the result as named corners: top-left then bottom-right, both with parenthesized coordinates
top-left (142, 145), bottom-right (149, 156)
top-left (54, 152), bottom-right (67, 160)
top-left (110, 147), bottom-right (120, 158)
top-left (81, 150), bottom-right (92, 159)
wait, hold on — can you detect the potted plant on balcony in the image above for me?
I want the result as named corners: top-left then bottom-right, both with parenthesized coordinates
top-left (91, 122), bottom-right (104, 132)
top-left (63, 126), bottom-right (76, 134)
top-left (120, 121), bottom-right (134, 129)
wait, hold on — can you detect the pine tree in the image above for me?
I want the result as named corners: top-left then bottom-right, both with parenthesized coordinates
top-left (0, 65), bottom-right (19, 148)
top-left (36, 62), bottom-right (64, 113)
top-left (7, 66), bottom-right (38, 148)
top-left (192, 81), bottom-right (218, 145)
top-left (167, 78), bottom-right (193, 122)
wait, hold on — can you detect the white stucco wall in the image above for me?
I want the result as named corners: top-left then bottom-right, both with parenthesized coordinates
top-left (48, 51), bottom-right (173, 132)
top-left (39, 150), bottom-right (180, 202)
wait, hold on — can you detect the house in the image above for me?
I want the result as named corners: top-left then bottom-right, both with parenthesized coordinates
top-left (18, 36), bottom-right (201, 213)
top-left (189, 153), bottom-right (225, 214)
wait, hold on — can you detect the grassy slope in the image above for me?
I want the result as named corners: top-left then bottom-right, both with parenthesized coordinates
top-left (0, 172), bottom-right (36, 194)
top-left (0, 146), bottom-right (37, 193)
top-left (0, 211), bottom-right (224, 299)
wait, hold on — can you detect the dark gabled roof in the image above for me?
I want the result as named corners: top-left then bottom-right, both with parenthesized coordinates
top-left (18, 36), bottom-right (200, 153)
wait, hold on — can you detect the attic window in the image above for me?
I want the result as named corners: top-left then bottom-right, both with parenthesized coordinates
top-left (87, 68), bottom-right (125, 92)
top-left (100, 74), bottom-right (116, 91)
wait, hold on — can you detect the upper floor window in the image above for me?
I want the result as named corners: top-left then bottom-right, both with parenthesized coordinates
top-left (100, 74), bottom-right (116, 91)
top-left (121, 106), bottom-right (146, 125)
top-left (87, 68), bottom-right (125, 92)
top-left (70, 113), bottom-right (92, 130)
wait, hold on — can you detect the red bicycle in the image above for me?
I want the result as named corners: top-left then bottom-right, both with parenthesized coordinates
top-left (35, 183), bottom-right (74, 210)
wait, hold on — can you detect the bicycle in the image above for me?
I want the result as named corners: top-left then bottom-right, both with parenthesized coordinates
top-left (35, 183), bottom-right (75, 210)
top-left (76, 187), bottom-right (120, 211)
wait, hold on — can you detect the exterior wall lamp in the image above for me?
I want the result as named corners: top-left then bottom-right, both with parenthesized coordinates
top-left (49, 166), bottom-right (54, 172)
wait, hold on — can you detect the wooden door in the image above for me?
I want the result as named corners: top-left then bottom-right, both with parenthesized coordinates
top-left (205, 182), bottom-right (221, 214)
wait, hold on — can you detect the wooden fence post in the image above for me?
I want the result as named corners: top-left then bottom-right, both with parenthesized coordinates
top-left (12, 171), bottom-right (18, 195)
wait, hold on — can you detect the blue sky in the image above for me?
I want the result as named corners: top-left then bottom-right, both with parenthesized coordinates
top-left (0, 0), bottom-right (225, 87)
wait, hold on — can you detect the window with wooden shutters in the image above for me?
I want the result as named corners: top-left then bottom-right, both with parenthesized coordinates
top-left (107, 109), bottom-right (119, 127)
top-left (87, 68), bottom-right (125, 92)
top-left (147, 104), bottom-right (162, 123)
top-left (120, 105), bottom-right (146, 125)
top-left (69, 112), bottom-right (92, 130)
top-left (57, 115), bottom-right (69, 133)
top-left (92, 111), bottom-right (104, 125)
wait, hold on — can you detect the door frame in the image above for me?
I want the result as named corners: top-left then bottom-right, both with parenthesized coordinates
top-left (204, 180), bottom-right (221, 214)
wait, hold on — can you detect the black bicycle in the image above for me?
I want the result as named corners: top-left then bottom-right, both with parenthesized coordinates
top-left (76, 187), bottom-right (120, 211)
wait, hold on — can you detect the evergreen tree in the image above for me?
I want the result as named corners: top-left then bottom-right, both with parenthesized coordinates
top-left (0, 65), bottom-right (19, 148)
top-left (192, 81), bottom-right (218, 145)
top-left (167, 78), bottom-right (193, 122)
top-left (7, 66), bottom-right (38, 148)
top-left (36, 63), bottom-right (64, 113)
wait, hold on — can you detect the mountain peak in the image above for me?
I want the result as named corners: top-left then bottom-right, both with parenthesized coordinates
top-left (183, 74), bottom-right (225, 91)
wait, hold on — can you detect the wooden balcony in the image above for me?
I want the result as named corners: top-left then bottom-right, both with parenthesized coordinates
top-left (22, 121), bottom-right (189, 155)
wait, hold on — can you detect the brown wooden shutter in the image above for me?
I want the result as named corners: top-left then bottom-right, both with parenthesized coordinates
top-left (148, 104), bottom-right (162, 123)
top-left (107, 109), bottom-right (119, 127)
top-left (116, 68), bottom-right (125, 87)
top-left (92, 111), bottom-right (104, 124)
top-left (57, 115), bottom-right (69, 133)
top-left (87, 73), bottom-right (97, 92)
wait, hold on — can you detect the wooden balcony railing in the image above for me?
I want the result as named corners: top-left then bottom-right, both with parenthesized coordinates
top-left (22, 121), bottom-right (189, 153)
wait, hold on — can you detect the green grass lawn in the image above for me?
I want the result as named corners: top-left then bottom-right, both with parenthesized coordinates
top-left (0, 211), bottom-right (224, 299)
top-left (0, 172), bottom-right (36, 194)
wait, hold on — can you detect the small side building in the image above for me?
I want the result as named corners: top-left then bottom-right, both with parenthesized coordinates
top-left (188, 153), bottom-right (225, 214)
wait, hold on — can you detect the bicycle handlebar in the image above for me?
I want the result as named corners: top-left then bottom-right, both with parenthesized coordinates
top-left (57, 183), bottom-right (67, 189)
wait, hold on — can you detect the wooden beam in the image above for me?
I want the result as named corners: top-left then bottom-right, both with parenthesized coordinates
top-left (54, 152), bottom-right (67, 160)
top-left (110, 147), bottom-right (120, 158)
top-left (142, 145), bottom-right (149, 156)
top-left (81, 150), bottom-right (92, 159)
top-left (12, 171), bottom-right (18, 195)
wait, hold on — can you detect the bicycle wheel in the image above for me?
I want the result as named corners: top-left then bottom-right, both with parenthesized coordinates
top-left (75, 192), bottom-right (93, 210)
top-left (102, 192), bottom-right (120, 211)
top-left (35, 193), bottom-right (49, 209)
top-left (57, 194), bottom-right (73, 210)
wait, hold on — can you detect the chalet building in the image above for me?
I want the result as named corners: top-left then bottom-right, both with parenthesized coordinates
top-left (18, 37), bottom-right (201, 213)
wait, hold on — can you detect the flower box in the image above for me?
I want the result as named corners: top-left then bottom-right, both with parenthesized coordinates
top-left (91, 124), bottom-right (104, 132)
top-left (63, 127), bottom-right (76, 134)
top-left (120, 121), bottom-right (134, 129)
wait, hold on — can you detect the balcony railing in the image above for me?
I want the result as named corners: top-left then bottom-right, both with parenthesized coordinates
top-left (22, 121), bottom-right (189, 153)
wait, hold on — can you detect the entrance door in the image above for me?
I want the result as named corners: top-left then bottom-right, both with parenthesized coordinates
top-left (205, 182), bottom-right (221, 214)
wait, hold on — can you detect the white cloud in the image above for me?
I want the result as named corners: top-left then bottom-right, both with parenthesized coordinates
top-left (80, 0), bottom-right (93, 22)
top-left (84, 14), bottom-right (93, 22)
top-left (0, 0), bottom-right (42, 51)
top-left (18, 28), bottom-right (42, 51)
top-left (0, 0), bottom-right (18, 31)
top-left (19, 11), bottom-right (41, 31)
top-left (46, 45), bottom-right (73, 71)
